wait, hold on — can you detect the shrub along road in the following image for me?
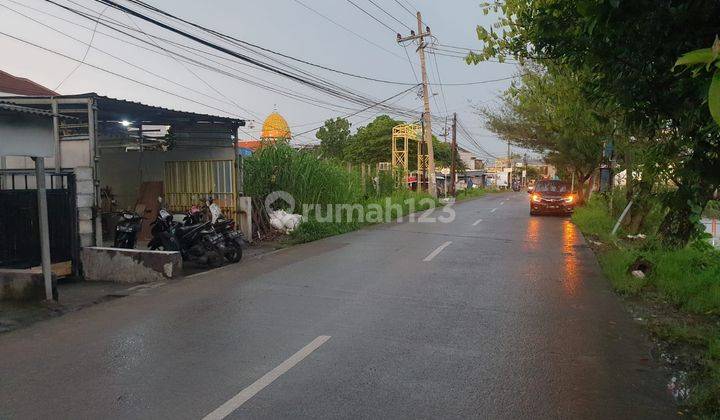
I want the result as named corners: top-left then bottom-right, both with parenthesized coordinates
top-left (0, 192), bottom-right (674, 418)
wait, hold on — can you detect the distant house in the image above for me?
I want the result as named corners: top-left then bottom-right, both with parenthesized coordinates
top-left (525, 158), bottom-right (557, 179)
top-left (457, 146), bottom-right (485, 170)
top-left (0, 70), bottom-right (57, 96)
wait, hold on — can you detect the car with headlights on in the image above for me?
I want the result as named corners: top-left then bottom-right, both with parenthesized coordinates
top-left (529, 180), bottom-right (576, 216)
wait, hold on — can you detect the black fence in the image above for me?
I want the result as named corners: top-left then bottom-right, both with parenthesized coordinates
top-left (0, 171), bottom-right (78, 270)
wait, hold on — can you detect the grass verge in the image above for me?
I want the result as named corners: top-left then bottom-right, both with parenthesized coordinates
top-left (572, 194), bottom-right (720, 415)
top-left (289, 190), bottom-right (438, 244)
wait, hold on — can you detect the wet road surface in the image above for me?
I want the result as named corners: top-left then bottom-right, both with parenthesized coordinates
top-left (0, 192), bottom-right (674, 419)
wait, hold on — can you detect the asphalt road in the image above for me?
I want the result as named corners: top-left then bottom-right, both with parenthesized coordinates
top-left (0, 192), bottom-right (674, 419)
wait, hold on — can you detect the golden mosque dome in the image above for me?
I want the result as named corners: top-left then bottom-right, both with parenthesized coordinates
top-left (261, 111), bottom-right (291, 139)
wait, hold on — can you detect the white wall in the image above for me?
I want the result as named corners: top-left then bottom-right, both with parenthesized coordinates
top-left (0, 114), bottom-right (54, 157)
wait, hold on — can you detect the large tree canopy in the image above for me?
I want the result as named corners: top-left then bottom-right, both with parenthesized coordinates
top-left (316, 117), bottom-right (351, 160)
top-left (480, 66), bottom-right (612, 200)
top-left (343, 115), bottom-right (401, 165)
top-left (471, 0), bottom-right (720, 247)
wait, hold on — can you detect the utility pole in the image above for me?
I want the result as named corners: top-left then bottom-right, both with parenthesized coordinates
top-left (450, 112), bottom-right (457, 196)
top-left (507, 140), bottom-right (511, 188)
top-left (397, 12), bottom-right (436, 197)
top-left (507, 140), bottom-right (511, 168)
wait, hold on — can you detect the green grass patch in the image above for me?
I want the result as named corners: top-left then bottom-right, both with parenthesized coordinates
top-left (572, 193), bottom-right (720, 416)
top-left (597, 249), bottom-right (647, 295)
top-left (596, 244), bottom-right (720, 314)
top-left (454, 187), bottom-right (487, 201)
top-left (571, 196), bottom-right (618, 242)
top-left (289, 190), bottom-right (438, 243)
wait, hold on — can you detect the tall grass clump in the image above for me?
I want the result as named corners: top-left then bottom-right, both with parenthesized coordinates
top-left (244, 143), bottom-right (363, 209)
top-left (244, 143), bottom-right (440, 243)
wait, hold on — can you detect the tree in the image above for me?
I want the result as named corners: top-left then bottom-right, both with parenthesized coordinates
top-left (674, 37), bottom-right (720, 126)
top-left (316, 117), bottom-right (351, 160)
top-left (471, 0), bottom-right (720, 247)
top-left (434, 139), bottom-right (467, 172)
top-left (479, 66), bottom-right (611, 202)
top-left (344, 115), bottom-right (403, 165)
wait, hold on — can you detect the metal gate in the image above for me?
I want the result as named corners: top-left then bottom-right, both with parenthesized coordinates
top-left (163, 160), bottom-right (237, 222)
top-left (0, 171), bottom-right (78, 269)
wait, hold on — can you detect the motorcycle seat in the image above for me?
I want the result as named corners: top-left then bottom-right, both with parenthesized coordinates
top-left (175, 224), bottom-right (202, 237)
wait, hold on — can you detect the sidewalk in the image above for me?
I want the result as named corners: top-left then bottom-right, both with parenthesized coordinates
top-left (0, 241), bottom-right (283, 334)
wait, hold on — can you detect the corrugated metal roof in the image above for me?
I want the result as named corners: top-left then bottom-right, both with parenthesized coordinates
top-left (0, 70), bottom-right (58, 96)
top-left (63, 93), bottom-right (245, 125)
top-left (0, 102), bottom-right (75, 119)
top-left (0, 93), bottom-right (246, 126)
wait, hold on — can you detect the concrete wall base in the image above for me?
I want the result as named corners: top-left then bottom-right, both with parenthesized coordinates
top-left (0, 270), bottom-right (56, 301)
top-left (81, 247), bottom-right (182, 284)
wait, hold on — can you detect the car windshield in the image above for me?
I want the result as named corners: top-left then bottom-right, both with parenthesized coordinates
top-left (534, 182), bottom-right (569, 193)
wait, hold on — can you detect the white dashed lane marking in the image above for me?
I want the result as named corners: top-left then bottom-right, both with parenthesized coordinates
top-left (423, 241), bottom-right (452, 262)
top-left (202, 335), bottom-right (332, 420)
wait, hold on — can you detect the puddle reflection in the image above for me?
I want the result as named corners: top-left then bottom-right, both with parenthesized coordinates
top-left (524, 217), bottom-right (541, 250)
top-left (562, 220), bottom-right (580, 296)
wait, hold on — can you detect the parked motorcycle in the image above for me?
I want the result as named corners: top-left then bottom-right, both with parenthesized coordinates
top-left (207, 198), bottom-right (246, 263)
top-left (113, 210), bottom-right (142, 249)
top-left (183, 204), bottom-right (205, 226)
top-left (148, 200), bottom-right (226, 265)
top-left (512, 180), bottom-right (521, 192)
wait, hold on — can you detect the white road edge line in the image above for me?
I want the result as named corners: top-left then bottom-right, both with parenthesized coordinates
top-left (472, 218), bottom-right (483, 226)
top-left (202, 335), bottom-right (332, 420)
top-left (423, 241), bottom-right (452, 262)
top-left (490, 208), bottom-right (497, 213)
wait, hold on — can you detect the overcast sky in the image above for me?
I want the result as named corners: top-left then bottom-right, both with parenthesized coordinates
top-left (0, 0), bottom-right (522, 161)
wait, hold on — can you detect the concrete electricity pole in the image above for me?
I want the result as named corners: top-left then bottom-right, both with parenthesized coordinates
top-left (397, 12), bottom-right (437, 197)
top-left (450, 112), bottom-right (457, 196)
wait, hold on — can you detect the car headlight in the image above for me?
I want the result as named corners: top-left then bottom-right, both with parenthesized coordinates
top-left (564, 195), bottom-right (574, 203)
top-left (531, 194), bottom-right (541, 203)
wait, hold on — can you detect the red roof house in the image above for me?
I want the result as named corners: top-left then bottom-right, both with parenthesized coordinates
top-left (0, 70), bottom-right (58, 96)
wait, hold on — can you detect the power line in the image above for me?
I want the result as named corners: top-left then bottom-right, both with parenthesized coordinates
top-left (52, 0), bottom-right (420, 119)
top-left (430, 50), bottom-right (449, 118)
top-left (0, 30), bottom-right (245, 118)
top-left (456, 118), bottom-right (499, 159)
top-left (390, 0), bottom-right (428, 29)
top-left (46, 0), bottom-right (515, 90)
top-left (344, 0), bottom-right (397, 34)
top-left (366, 0), bottom-right (413, 31)
top-left (293, 83), bottom-right (420, 136)
top-left (103, 0), bottom-right (425, 119)
top-left (290, 0), bottom-right (406, 62)
top-left (392, 0), bottom-right (415, 18)
top-left (403, 46), bottom-right (420, 84)
top-left (53, 4), bottom-right (108, 90)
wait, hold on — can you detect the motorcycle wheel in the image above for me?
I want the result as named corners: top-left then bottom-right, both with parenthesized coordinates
top-left (114, 232), bottom-right (130, 249)
top-left (224, 242), bottom-right (243, 263)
